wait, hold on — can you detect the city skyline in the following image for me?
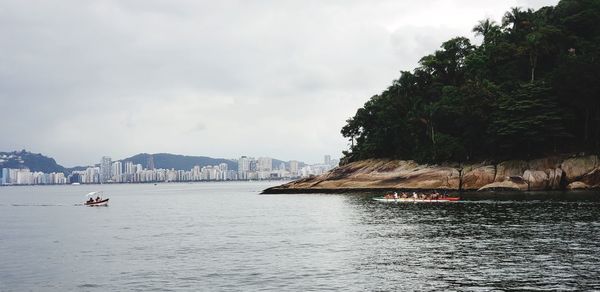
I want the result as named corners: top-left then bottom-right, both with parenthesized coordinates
top-left (0, 153), bottom-right (339, 185)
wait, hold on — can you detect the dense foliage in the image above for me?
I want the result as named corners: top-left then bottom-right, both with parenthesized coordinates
top-left (341, 0), bottom-right (600, 164)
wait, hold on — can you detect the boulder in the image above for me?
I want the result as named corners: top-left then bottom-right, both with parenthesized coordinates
top-left (561, 155), bottom-right (598, 181)
top-left (495, 160), bottom-right (527, 182)
top-left (523, 170), bottom-right (549, 190)
top-left (462, 165), bottom-right (496, 190)
top-left (567, 181), bottom-right (590, 190)
top-left (581, 168), bottom-right (600, 188)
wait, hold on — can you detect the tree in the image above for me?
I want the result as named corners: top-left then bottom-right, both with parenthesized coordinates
top-left (341, 1), bottom-right (600, 164)
top-left (473, 19), bottom-right (501, 46)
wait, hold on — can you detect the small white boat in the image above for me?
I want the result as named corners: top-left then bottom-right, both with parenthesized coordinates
top-left (84, 191), bottom-right (109, 207)
top-left (373, 196), bottom-right (460, 203)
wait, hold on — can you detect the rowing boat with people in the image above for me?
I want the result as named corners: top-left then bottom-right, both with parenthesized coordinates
top-left (372, 196), bottom-right (460, 203)
top-left (373, 191), bottom-right (460, 202)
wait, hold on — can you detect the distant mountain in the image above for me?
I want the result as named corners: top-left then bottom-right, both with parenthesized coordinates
top-left (0, 150), bottom-right (305, 174)
top-left (121, 153), bottom-right (237, 171)
top-left (0, 150), bottom-right (66, 173)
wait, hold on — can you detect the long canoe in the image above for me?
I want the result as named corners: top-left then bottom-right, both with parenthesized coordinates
top-left (373, 197), bottom-right (460, 203)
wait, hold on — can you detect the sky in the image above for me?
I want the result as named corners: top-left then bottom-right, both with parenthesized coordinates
top-left (1, 0), bottom-right (558, 166)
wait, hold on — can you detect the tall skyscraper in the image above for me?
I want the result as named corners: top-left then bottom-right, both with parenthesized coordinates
top-left (238, 156), bottom-right (250, 179)
top-left (147, 155), bottom-right (155, 170)
top-left (1, 168), bottom-right (8, 184)
top-left (258, 157), bottom-right (272, 171)
top-left (219, 163), bottom-right (228, 172)
top-left (112, 161), bottom-right (123, 182)
top-left (100, 156), bottom-right (112, 183)
top-left (125, 161), bottom-right (134, 174)
top-left (238, 156), bottom-right (247, 171)
top-left (289, 160), bottom-right (299, 176)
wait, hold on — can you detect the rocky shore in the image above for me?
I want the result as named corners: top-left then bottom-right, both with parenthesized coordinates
top-left (263, 154), bottom-right (600, 194)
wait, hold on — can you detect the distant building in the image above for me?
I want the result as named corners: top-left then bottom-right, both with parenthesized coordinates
top-left (147, 155), bottom-right (155, 170)
top-left (125, 161), bottom-right (134, 175)
top-left (257, 157), bottom-right (272, 171)
top-left (100, 156), bottom-right (112, 183)
top-left (289, 160), bottom-right (299, 177)
top-left (238, 156), bottom-right (250, 179)
top-left (1, 168), bottom-right (8, 184)
top-left (112, 161), bottom-right (122, 182)
top-left (16, 169), bottom-right (32, 185)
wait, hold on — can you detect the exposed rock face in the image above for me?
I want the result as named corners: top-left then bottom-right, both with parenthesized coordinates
top-left (279, 159), bottom-right (461, 190)
top-left (263, 154), bottom-right (600, 193)
top-left (561, 155), bottom-right (598, 181)
top-left (523, 170), bottom-right (549, 190)
top-left (494, 160), bottom-right (527, 182)
top-left (462, 166), bottom-right (495, 189)
top-left (581, 168), bottom-right (600, 188)
top-left (567, 181), bottom-right (589, 190)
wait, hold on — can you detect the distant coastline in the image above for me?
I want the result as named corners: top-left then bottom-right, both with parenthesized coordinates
top-left (1, 150), bottom-right (337, 186)
top-left (0, 179), bottom-right (291, 187)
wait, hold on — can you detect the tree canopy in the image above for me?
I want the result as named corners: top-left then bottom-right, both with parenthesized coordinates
top-left (341, 0), bottom-right (600, 164)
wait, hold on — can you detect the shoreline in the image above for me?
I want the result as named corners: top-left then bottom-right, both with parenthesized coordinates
top-left (261, 186), bottom-right (599, 195)
top-left (262, 154), bottom-right (600, 194)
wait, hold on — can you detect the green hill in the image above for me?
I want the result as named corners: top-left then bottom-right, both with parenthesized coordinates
top-left (0, 150), bottom-right (66, 173)
top-left (122, 153), bottom-right (237, 171)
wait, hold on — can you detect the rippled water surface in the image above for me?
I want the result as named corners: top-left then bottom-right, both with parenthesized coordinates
top-left (1, 182), bottom-right (600, 291)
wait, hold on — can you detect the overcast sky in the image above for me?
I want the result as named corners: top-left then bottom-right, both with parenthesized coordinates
top-left (1, 0), bottom-right (558, 166)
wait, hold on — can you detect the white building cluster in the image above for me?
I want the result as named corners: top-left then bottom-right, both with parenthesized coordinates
top-left (236, 155), bottom-right (339, 179)
top-left (69, 158), bottom-right (239, 184)
top-left (1, 168), bottom-right (67, 185)
top-left (298, 155), bottom-right (340, 177)
top-left (237, 156), bottom-right (298, 180)
top-left (0, 154), bottom-right (340, 186)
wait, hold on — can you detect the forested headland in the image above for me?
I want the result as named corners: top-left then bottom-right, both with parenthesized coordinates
top-left (341, 0), bottom-right (600, 165)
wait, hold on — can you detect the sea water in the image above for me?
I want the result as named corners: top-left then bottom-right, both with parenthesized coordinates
top-left (1, 182), bottom-right (599, 291)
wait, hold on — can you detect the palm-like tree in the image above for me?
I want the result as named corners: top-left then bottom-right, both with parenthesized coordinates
top-left (473, 19), bottom-right (501, 46)
top-left (502, 7), bottom-right (534, 32)
top-left (473, 19), bottom-right (496, 38)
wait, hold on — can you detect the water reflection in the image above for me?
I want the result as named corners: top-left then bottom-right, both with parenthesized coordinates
top-left (344, 191), bottom-right (600, 290)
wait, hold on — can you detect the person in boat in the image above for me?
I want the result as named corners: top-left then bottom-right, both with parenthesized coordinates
top-left (95, 195), bottom-right (101, 202)
top-left (401, 192), bottom-right (408, 198)
top-left (393, 192), bottom-right (398, 199)
top-left (87, 197), bottom-right (94, 204)
top-left (412, 192), bottom-right (418, 199)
